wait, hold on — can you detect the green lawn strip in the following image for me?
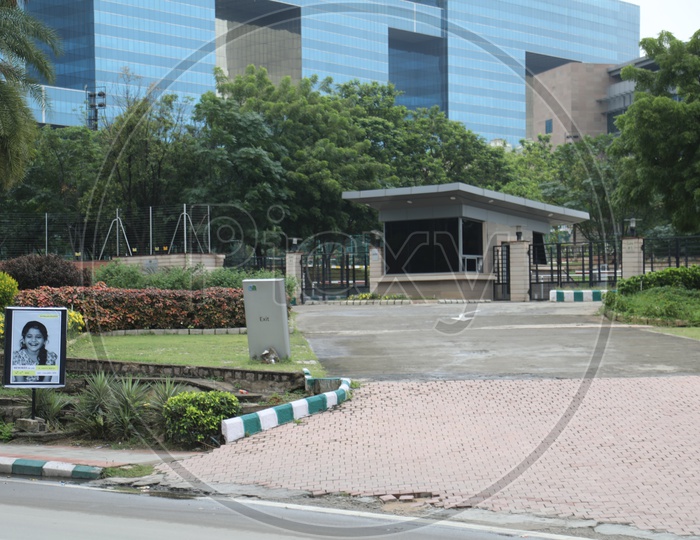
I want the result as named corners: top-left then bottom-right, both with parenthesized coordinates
top-left (652, 327), bottom-right (700, 340)
top-left (102, 464), bottom-right (155, 478)
top-left (67, 331), bottom-right (325, 377)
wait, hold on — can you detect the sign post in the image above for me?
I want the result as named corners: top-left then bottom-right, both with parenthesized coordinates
top-left (242, 279), bottom-right (291, 360)
top-left (3, 307), bottom-right (68, 419)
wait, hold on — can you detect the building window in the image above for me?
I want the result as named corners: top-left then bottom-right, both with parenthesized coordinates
top-left (545, 119), bottom-right (553, 134)
top-left (389, 29), bottom-right (447, 113)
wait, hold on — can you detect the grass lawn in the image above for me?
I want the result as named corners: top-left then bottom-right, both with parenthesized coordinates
top-left (653, 327), bottom-right (700, 341)
top-left (67, 331), bottom-right (326, 377)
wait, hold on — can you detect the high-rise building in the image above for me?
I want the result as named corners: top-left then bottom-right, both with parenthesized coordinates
top-left (28, 0), bottom-right (640, 146)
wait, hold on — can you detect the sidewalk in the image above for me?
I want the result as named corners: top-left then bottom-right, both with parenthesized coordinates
top-left (0, 441), bottom-right (201, 470)
top-left (154, 377), bottom-right (700, 537)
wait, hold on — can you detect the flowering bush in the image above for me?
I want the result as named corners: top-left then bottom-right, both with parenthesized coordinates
top-left (67, 309), bottom-right (86, 338)
top-left (15, 285), bottom-right (245, 332)
top-left (0, 271), bottom-right (18, 309)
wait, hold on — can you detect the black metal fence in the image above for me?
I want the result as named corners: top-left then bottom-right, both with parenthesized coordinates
top-left (224, 255), bottom-right (286, 273)
top-left (300, 252), bottom-right (369, 302)
top-left (529, 241), bottom-right (620, 301)
top-left (643, 236), bottom-right (700, 273)
top-left (493, 245), bottom-right (510, 301)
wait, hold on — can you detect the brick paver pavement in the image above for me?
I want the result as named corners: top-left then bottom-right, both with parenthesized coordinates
top-left (157, 376), bottom-right (700, 536)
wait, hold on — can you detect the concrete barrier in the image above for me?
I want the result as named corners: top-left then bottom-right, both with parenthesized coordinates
top-left (549, 290), bottom-right (607, 302)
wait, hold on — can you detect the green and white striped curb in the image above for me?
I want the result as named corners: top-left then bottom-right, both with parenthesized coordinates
top-left (222, 377), bottom-right (352, 444)
top-left (0, 456), bottom-right (102, 479)
top-left (549, 290), bottom-right (608, 302)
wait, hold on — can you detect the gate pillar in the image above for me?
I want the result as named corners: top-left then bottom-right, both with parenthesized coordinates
top-left (507, 240), bottom-right (530, 302)
top-left (622, 237), bottom-right (644, 278)
top-left (368, 246), bottom-right (384, 295)
top-left (285, 251), bottom-right (303, 303)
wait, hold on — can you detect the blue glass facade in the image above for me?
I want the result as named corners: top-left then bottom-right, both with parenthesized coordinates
top-left (27, 0), bottom-right (216, 127)
top-left (28, 0), bottom-right (639, 145)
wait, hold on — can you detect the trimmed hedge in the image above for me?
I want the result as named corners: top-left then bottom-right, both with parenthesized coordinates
top-left (616, 266), bottom-right (700, 296)
top-left (14, 284), bottom-right (246, 332)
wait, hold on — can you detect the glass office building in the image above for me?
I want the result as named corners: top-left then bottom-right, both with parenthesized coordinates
top-left (27, 0), bottom-right (216, 127)
top-left (28, 0), bottom-right (639, 146)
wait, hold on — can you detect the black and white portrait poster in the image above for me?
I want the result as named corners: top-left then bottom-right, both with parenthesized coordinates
top-left (3, 307), bottom-right (67, 388)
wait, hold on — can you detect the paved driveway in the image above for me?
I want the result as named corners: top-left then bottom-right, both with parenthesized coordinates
top-left (158, 302), bottom-right (700, 537)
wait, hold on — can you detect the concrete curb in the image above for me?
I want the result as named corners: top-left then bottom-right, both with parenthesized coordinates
top-left (300, 299), bottom-right (489, 305)
top-left (0, 456), bottom-right (102, 479)
top-left (549, 290), bottom-right (608, 302)
top-left (222, 376), bottom-right (352, 444)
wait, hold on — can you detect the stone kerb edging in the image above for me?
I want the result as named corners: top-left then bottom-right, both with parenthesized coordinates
top-left (0, 456), bottom-right (101, 479)
top-left (96, 327), bottom-right (247, 337)
top-left (300, 299), bottom-right (488, 305)
top-left (549, 290), bottom-right (608, 302)
top-left (221, 375), bottom-right (352, 444)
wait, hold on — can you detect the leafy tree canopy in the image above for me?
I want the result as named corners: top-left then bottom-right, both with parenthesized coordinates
top-left (613, 29), bottom-right (700, 233)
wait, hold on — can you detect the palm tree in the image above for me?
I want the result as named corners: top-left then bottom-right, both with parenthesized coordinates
top-left (0, 0), bottom-right (61, 188)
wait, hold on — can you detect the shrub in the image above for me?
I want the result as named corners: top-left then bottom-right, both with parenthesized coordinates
top-left (605, 287), bottom-right (700, 324)
top-left (35, 390), bottom-right (73, 428)
top-left (146, 379), bottom-right (187, 438)
top-left (616, 266), bottom-right (700, 296)
top-left (72, 373), bottom-right (151, 441)
top-left (0, 254), bottom-right (84, 290)
top-left (67, 309), bottom-right (86, 338)
top-left (0, 421), bottom-right (13, 442)
top-left (144, 265), bottom-right (207, 290)
top-left (0, 271), bottom-right (18, 309)
top-left (163, 391), bottom-right (240, 448)
top-left (81, 267), bottom-right (93, 287)
top-left (108, 377), bottom-right (150, 441)
top-left (93, 261), bottom-right (144, 289)
top-left (72, 372), bottom-right (115, 439)
top-left (95, 263), bottom-right (296, 298)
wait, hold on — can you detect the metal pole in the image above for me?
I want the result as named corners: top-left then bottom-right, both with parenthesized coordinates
top-left (207, 205), bottom-right (211, 254)
top-left (116, 209), bottom-right (120, 257)
top-left (149, 206), bottom-right (153, 255)
top-left (183, 204), bottom-right (187, 255)
top-left (45, 213), bottom-right (48, 254)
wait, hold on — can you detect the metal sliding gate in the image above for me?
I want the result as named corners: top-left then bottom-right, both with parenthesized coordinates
top-left (529, 241), bottom-right (620, 301)
top-left (300, 252), bottom-right (369, 302)
top-left (493, 245), bottom-right (510, 301)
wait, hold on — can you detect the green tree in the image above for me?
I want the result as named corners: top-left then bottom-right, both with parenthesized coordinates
top-left (546, 135), bottom-right (624, 242)
top-left (0, 0), bottom-right (61, 188)
top-left (502, 135), bottom-right (555, 200)
top-left (87, 87), bottom-right (196, 255)
top-left (186, 86), bottom-right (289, 254)
top-left (613, 30), bottom-right (700, 233)
top-left (18, 126), bottom-right (101, 215)
top-left (218, 67), bottom-right (386, 238)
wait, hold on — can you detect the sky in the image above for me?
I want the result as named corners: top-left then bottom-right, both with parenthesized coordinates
top-left (630, 0), bottom-right (698, 42)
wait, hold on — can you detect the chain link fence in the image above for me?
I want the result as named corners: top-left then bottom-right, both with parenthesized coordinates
top-left (0, 204), bottom-right (285, 262)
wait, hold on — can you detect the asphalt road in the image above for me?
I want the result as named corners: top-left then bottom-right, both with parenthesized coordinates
top-left (1, 478), bottom-right (570, 540)
top-left (294, 302), bottom-right (700, 380)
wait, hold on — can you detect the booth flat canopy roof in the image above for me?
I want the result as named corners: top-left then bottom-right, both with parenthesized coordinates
top-left (343, 182), bottom-right (589, 226)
